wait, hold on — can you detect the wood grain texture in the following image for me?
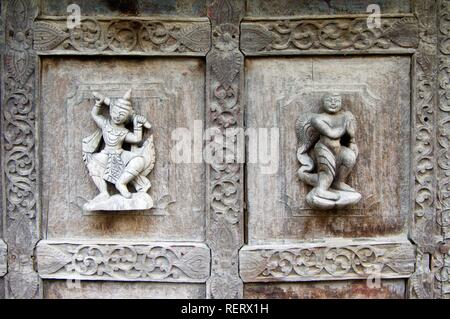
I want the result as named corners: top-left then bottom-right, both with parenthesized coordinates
top-left (40, 57), bottom-right (206, 241)
top-left (205, 0), bottom-right (245, 299)
top-left (240, 239), bottom-right (415, 282)
top-left (34, 18), bottom-right (211, 56)
top-left (39, 0), bottom-right (207, 17)
top-left (2, 0), bottom-right (42, 299)
top-left (245, 56), bottom-right (411, 243)
top-left (241, 16), bottom-right (419, 55)
top-left (244, 0), bottom-right (411, 17)
top-left (36, 240), bottom-right (210, 283)
top-left (44, 280), bottom-right (206, 299)
top-left (244, 280), bottom-right (406, 299)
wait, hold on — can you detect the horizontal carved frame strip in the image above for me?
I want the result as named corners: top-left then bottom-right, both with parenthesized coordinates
top-left (0, 240), bottom-right (6, 277)
top-left (240, 14), bottom-right (419, 55)
top-left (36, 240), bottom-right (210, 283)
top-left (240, 239), bottom-right (415, 283)
top-left (33, 16), bottom-right (211, 56)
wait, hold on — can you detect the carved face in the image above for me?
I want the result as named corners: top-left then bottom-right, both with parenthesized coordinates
top-left (110, 104), bottom-right (130, 125)
top-left (322, 94), bottom-right (342, 114)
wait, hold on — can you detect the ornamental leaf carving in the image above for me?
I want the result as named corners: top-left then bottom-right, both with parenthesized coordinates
top-left (36, 241), bottom-right (210, 283)
top-left (33, 21), bottom-right (68, 51)
top-left (240, 16), bottom-right (420, 54)
top-left (36, 244), bottom-right (71, 275)
top-left (240, 242), bottom-right (415, 282)
top-left (32, 18), bottom-right (211, 55)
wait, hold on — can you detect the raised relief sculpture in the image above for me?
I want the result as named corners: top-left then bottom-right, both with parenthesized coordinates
top-left (82, 89), bottom-right (155, 211)
top-left (296, 93), bottom-right (361, 210)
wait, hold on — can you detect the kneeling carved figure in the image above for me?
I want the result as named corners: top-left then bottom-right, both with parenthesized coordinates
top-left (82, 89), bottom-right (156, 211)
top-left (296, 93), bottom-right (361, 210)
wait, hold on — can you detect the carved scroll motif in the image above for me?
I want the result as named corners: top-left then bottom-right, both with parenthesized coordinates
top-left (33, 18), bottom-right (211, 55)
top-left (408, 0), bottom-right (441, 299)
top-left (240, 241), bottom-right (415, 282)
top-left (0, 240), bottom-right (6, 277)
top-left (36, 241), bottom-right (210, 283)
top-left (2, 0), bottom-right (40, 299)
top-left (240, 16), bottom-right (419, 54)
top-left (435, 0), bottom-right (450, 299)
top-left (206, 0), bottom-right (245, 299)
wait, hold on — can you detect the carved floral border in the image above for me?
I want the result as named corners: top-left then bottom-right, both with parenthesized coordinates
top-left (1, 0), bottom-right (449, 299)
top-left (33, 17), bottom-right (211, 55)
top-left (240, 15), bottom-right (419, 55)
top-left (2, 0), bottom-right (41, 299)
top-left (36, 240), bottom-right (210, 283)
top-left (240, 240), bottom-right (415, 282)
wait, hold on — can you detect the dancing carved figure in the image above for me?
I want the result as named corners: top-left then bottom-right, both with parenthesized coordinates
top-left (82, 89), bottom-right (155, 211)
top-left (296, 93), bottom-right (361, 210)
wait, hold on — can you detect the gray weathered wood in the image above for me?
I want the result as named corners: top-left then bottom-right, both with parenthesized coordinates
top-left (241, 15), bottom-right (419, 55)
top-left (240, 239), bottom-right (415, 282)
top-left (407, 0), bottom-right (442, 299)
top-left (2, 0), bottom-right (42, 299)
top-left (36, 240), bottom-right (210, 283)
top-left (34, 17), bottom-right (211, 56)
top-left (205, 0), bottom-right (245, 299)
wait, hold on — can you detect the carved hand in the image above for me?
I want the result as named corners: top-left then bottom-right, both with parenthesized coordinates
top-left (133, 115), bottom-right (151, 129)
top-left (93, 92), bottom-right (107, 107)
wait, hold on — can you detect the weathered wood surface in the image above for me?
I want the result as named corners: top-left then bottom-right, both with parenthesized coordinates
top-left (40, 57), bottom-right (206, 241)
top-left (34, 17), bottom-right (211, 56)
top-left (2, 0), bottom-right (42, 299)
top-left (244, 280), bottom-right (406, 299)
top-left (1, 0), bottom-right (449, 300)
top-left (205, 0), bottom-right (245, 299)
top-left (245, 56), bottom-right (411, 243)
top-left (44, 281), bottom-right (205, 299)
top-left (40, 0), bottom-right (207, 17)
top-left (240, 239), bottom-right (415, 282)
top-left (36, 240), bottom-right (210, 283)
top-left (241, 16), bottom-right (419, 55)
top-left (245, 0), bottom-right (411, 17)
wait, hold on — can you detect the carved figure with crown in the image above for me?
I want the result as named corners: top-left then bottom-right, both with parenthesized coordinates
top-left (82, 89), bottom-right (156, 211)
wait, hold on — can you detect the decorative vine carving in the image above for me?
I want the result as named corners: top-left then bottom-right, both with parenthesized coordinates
top-left (2, 0), bottom-right (40, 299)
top-left (206, 0), bottom-right (244, 299)
top-left (33, 19), bottom-right (211, 55)
top-left (36, 241), bottom-right (210, 282)
top-left (240, 16), bottom-right (419, 54)
top-left (436, 0), bottom-right (450, 299)
top-left (240, 242), bottom-right (415, 282)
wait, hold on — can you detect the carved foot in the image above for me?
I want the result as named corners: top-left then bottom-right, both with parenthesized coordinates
top-left (315, 188), bottom-right (340, 201)
top-left (333, 182), bottom-right (357, 193)
top-left (306, 188), bottom-right (361, 210)
top-left (115, 182), bottom-right (132, 199)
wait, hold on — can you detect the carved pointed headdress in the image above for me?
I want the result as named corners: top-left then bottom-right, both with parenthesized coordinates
top-left (115, 89), bottom-right (132, 111)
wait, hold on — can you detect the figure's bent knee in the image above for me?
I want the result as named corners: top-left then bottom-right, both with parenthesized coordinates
top-left (127, 156), bottom-right (145, 172)
top-left (341, 147), bottom-right (356, 167)
top-left (87, 159), bottom-right (105, 177)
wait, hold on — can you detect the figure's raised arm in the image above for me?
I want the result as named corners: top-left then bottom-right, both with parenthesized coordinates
top-left (311, 116), bottom-right (343, 139)
top-left (125, 115), bottom-right (151, 144)
top-left (91, 92), bottom-right (108, 128)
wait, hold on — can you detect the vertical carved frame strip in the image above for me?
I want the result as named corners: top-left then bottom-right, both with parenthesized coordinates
top-left (206, 0), bottom-right (245, 298)
top-left (2, 0), bottom-right (41, 298)
top-left (408, 0), bottom-right (442, 299)
top-left (437, 0), bottom-right (450, 298)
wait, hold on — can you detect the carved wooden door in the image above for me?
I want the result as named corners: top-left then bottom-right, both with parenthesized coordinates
top-left (0, 0), bottom-right (449, 299)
